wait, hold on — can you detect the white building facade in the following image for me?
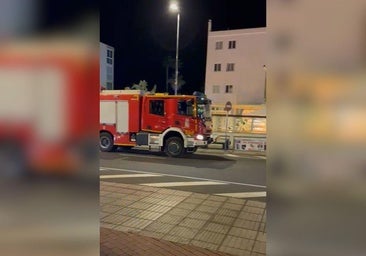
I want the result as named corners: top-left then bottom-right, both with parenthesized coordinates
top-left (100, 42), bottom-right (114, 90)
top-left (205, 21), bottom-right (266, 105)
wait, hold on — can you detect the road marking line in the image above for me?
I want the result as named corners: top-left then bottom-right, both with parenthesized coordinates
top-left (119, 154), bottom-right (161, 159)
top-left (140, 181), bottom-right (227, 187)
top-left (215, 191), bottom-right (266, 198)
top-left (100, 174), bottom-right (161, 179)
top-left (100, 166), bottom-right (266, 188)
top-left (224, 153), bottom-right (240, 158)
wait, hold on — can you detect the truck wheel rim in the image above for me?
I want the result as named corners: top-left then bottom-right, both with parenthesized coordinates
top-left (101, 137), bottom-right (110, 148)
top-left (168, 142), bottom-right (180, 154)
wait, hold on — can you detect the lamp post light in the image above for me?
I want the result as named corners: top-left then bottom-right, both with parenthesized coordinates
top-left (169, 2), bottom-right (180, 95)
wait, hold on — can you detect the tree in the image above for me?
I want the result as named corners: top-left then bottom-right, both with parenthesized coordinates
top-left (151, 84), bottom-right (157, 93)
top-left (168, 74), bottom-right (185, 94)
top-left (128, 80), bottom-right (157, 94)
top-left (162, 56), bottom-right (182, 93)
top-left (131, 80), bottom-right (148, 91)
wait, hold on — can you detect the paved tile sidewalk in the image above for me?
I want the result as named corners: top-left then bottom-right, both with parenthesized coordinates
top-left (101, 181), bottom-right (266, 256)
top-left (101, 227), bottom-right (232, 256)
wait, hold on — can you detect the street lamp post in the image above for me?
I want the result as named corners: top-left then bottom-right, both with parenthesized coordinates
top-left (169, 2), bottom-right (180, 95)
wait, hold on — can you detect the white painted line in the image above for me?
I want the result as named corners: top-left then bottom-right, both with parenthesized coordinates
top-left (100, 166), bottom-right (266, 188)
top-left (100, 174), bottom-right (161, 179)
top-left (119, 154), bottom-right (161, 159)
top-left (215, 191), bottom-right (267, 198)
top-left (224, 153), bottom-right (240, 158)
top-left (234, 155), bottom-right (267, 160)
top-left (140, 181), bottom-right (226, 187)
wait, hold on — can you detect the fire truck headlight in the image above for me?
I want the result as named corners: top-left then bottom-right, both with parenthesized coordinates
top-left (196, 134), bottom-right (204, 140)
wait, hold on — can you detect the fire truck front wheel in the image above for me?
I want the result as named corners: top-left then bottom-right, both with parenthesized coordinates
top-left (100, 132), bottom-right (116, 152)
top-left (164, 137), bottom-right (184, 157)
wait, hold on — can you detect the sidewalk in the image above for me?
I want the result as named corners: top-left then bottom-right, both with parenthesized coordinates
top-left (197, 146), bottom-right (266, 158)
top-left (100, 182), bottom-right (266, 256)
top-left (101, 227), bottom-right (232, 256)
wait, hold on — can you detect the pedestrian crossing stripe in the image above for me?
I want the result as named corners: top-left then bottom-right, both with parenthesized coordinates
top-left (139, 181), bottom-right (227, 187)
top-left (99, 167), bottom-right (266, 189)
top-left (100, 174), bottom-right (162, 179)
top-left (100, 172), bottom-right (266, 198)
top-left (214, 192), bottom-right (266, 198)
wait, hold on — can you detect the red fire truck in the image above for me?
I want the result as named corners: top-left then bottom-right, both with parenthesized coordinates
top-left (100, 90), bottom-right (213, 157)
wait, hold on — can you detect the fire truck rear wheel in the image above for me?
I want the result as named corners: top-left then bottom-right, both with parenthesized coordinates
top-left (100, 132), bottom-right (115, 152)
top-left (165, 137), bottom-right (184, 157)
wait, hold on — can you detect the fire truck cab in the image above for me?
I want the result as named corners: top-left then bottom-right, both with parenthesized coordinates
top-left (100, 90), bottom-right (212, 157)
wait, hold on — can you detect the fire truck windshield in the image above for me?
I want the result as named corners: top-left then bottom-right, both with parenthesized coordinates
top-left (192, 92), bottom-right (212, 121)
top-left (197, 99), bottom-right (212, 121)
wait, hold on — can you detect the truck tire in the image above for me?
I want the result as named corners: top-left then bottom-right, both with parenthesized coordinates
top-left (164, 137), bottom-right (184, 157)
top-left (100, 132), bottom-right (115, 152)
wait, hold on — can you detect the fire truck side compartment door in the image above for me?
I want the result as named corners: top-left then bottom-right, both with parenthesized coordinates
top-left (116, 101), bottom-right (128, 133)
top-left (100, 101), bottom-right (116, 124)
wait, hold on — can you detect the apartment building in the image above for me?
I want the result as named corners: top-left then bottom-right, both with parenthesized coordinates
top-left (205, 20), bottom-right (266, 104)
top-left (100, 42), bottom-right (114, 90)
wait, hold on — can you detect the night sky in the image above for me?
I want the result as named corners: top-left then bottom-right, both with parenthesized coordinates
top-left (101, 0), bottom-right (266, 94)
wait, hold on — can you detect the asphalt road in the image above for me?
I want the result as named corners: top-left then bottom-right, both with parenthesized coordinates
top-left (100, 148), bottom-right (266, 201)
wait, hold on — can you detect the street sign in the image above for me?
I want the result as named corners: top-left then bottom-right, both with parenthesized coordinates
top-left (224, 101), bottom-right (232, 112)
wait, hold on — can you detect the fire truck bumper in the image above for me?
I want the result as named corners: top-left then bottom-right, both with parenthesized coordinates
top-left (194, 140), bottom-right (208, 146)
top-left (187, 135), bottom-right (213, 147)
top-left (187, 138), bottom-right (208, 147)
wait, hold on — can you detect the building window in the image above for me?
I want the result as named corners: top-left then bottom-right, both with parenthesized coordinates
top-left (225, 85), bottom-right (233, 93)
top-left (212, 85), bottom-right (220, 94)
top-left (106, 49), bottom-right (113, 65)
top-left (107, 74), bottom-right (113, 81)
top-left (226, 63), bottom-right (235, 71)
top-left (228, 40), bottom-right (236, 49)
top-left (215, 41), bottom-right (223, 50)
top-left (214, 63), bottom-right (221, 72)
top-left (149, 100), bottom-right (165, 116)
top-left (106, 82), bottom-right (113, 89)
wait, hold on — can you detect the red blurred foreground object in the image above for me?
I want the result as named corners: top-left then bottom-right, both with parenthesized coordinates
top-left (0, 39), bottom-right (99, 176)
